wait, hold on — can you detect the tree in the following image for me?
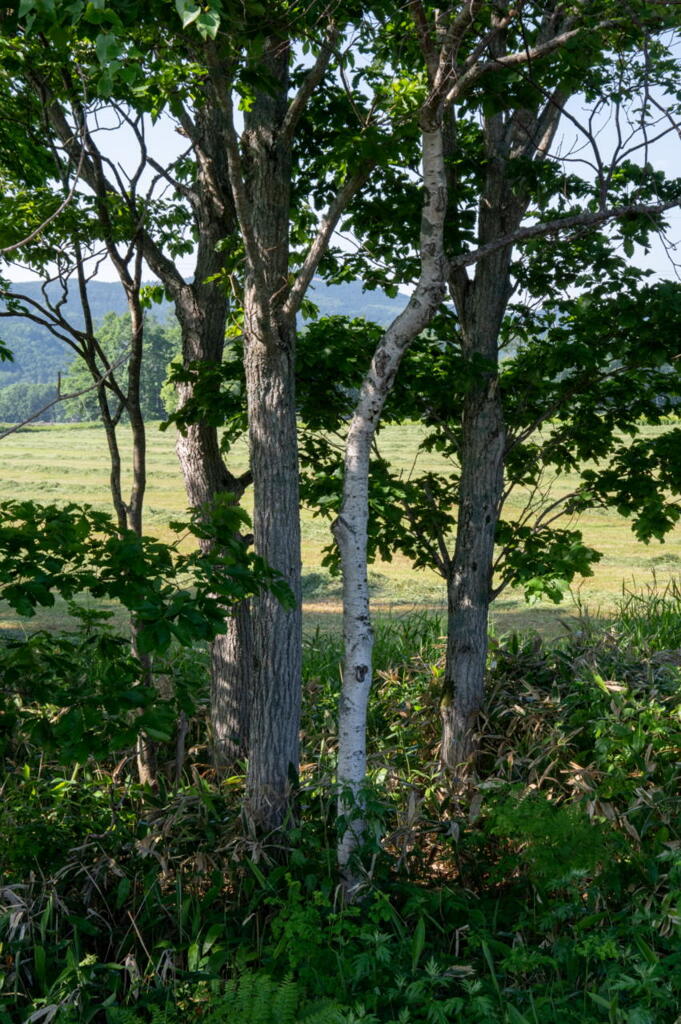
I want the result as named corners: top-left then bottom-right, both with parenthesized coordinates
top-left (0, 380), bottom-right (66, 423)
top-left (295, 0), bottom-right (681, 868)
top-left (0, 10), bottom-right (258, 777)
top-left (196, 8), bottom-right (380, 826)
top-left (3, 0), bottom-right (388, 824)
top-left (0, 48), bottom-right (177, 781)
top-left (433, 0), bottom-right (681, 772)
top-left (61, 312), bottom-right (180, 422)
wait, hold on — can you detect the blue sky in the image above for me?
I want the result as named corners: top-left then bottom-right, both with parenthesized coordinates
top-left (3, 77), bottom-right (680, 288)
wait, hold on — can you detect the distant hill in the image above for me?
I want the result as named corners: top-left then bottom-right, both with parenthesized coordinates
top-left (0, 279), bottom-right (406, 390)
top-left (304, 278), bottom-right (406, 326)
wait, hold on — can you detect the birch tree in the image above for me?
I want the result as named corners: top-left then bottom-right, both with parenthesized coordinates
top-left (332, 0), bottom-right (681, 873)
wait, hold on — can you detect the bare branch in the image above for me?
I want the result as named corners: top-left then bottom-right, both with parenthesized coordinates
top-left (0, 345), bottom-right (131, 441)
top-left (281, 21), bottom-right (340, 144)
top-left (284, 162), bottom-right (375, 317)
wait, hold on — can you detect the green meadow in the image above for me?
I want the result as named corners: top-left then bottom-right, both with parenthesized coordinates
top-left (2, 420), bottom-right (680, 636)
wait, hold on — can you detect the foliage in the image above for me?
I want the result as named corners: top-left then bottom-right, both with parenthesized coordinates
top-left (60, 313), bottom-right (180, 423)
top-left (0, 497), bottom-right (293, 761)
top-left (2, 2), bottom-right (681, 1022)
top-left (0, 498), bottom-right (293, 631)
top-left (296, 273), bottom-right (681, 607)
top-left (0, 380), bottom-right (64, 424)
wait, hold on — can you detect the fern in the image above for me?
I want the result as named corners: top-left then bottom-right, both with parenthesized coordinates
top-left (201, 971), bottom-right (343, 1024)
top-left (271, 976), bottom-right (299, 1024)
top-left (105, 1004), bottom-right (181, 1024)
top-left (102, 972), bottom-right (342, 1024)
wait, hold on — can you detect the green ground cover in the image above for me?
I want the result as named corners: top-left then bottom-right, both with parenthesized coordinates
top-left (1, 421), bottom-right (679, 636)
top-left (2, 588), bottom-right (681, 1023)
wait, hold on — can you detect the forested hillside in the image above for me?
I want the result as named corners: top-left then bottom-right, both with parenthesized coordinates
top-left (0, 279), bottom-right (404, 422)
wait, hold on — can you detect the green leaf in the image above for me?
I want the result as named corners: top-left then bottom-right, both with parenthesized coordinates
top-left (506, 1007), bottom-right (532, 1024)
top-left (33, 946), bottom-right (47, 993)
top-left (411, 916), bottom-right (426, 972)
top-left (587, 993), bottom-right (612, 1010)
top-left (174, 0), bottom-right (201, 28)
top-left (95, 32), bottom-right (120, 65)
top-left (195, 8), bottom-right (220, 39)
top-left (481, 941), bottom-right (500, 995)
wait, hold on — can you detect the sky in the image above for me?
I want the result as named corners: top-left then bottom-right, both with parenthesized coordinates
top-left (3, 62), bottom-right (681, 289)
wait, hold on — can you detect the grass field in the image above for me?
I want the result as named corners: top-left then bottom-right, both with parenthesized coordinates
top-left (2, 420), bottom-right (680, 636)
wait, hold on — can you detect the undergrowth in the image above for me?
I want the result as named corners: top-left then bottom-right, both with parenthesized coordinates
top-left (1, 588), bottom-right (681, 1023)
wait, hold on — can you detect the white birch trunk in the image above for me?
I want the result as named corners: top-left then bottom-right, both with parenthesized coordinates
top-left (333, 127), bottom-right (448, 879)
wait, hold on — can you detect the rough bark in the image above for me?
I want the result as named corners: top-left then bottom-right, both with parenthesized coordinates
top-left (228, 39), bottom-right (304, 831)
top-left (145, 91), bottom-right (255, 774)
top-left (210, 598), bottom-right (253, 765)
top-left (441, 56), bottom-right (566, 774)
top-left (334, 126), bottom-right (448, 875)
top-left (440, 360), bottom-right (505, 774)
top-left (172, 357), bottom-right (254, 766)
top-left (244, 318), bottom-right (302, 827)
top-left (172, 322), bottom-right (254, 768)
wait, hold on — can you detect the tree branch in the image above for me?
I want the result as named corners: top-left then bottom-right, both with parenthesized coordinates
top-left (442, 22), bottom-right (584, 109)
top-left (281, 21), bottom-right (339, 145)
top-left (0, 345), bottom-right (131, 441)
top-left (432, 0), bottom-right (487, 92)
top-left (409, 0), bottom-right (439, 81)
top-left (0, 141), bottom-right (86, 255)
top-left (451, 198), bottom-right (680, 270)
top-left (284, 162), bottom-right (375, 317)
top-left (202, 43), bottom-right (272, 325)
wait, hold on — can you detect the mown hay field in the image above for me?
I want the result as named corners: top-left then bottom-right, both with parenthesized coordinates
top-left (1, 420), bottom-right (680, 636)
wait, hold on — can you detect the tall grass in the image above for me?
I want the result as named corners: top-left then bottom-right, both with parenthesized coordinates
top-left (615, 577), bottom-right (681, 651)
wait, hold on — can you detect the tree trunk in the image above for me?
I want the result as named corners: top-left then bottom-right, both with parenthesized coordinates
top-left (231, 39), bottom-right (304, 831)
top-left (135, 734), bottom-right (158, 787)
top-left (440, 376), bottom-right (505, 774)
top-left (174, 405), bottom-right (254, 769)
top-left (334, 126), bottom-right (447, 878)
top-left (166, 88), bottom-right (254, 775)
top-left (243, 317), bottom-right (302, 829)
top-left (204, 29), bottom-right (368, 826)
top-left (210, 598), bottom-right (253, 765)
top-left (440, 78), bottom-right (564, 772)
top-left (124, 284), bottom-right (158, 785)
top-left (125, 295), bottom-right (147, 537)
